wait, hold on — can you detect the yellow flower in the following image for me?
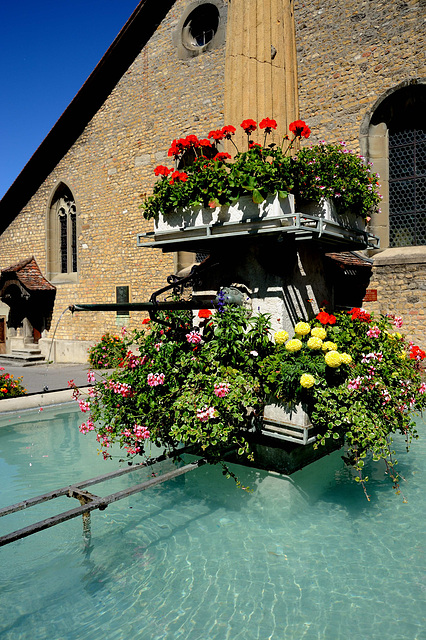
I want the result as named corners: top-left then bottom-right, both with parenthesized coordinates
top-left (307, 336), bottom-right (323, 350)
top-left (399, 351), bottom-right (406, 359)
top-left (285, 339), bottom-right (303, 353)
top-left (340, 353), bottom-right (352, 365)
top-left (300, 373), bottom-right (315, 388)
top-left (311, 326), bottom-right (327, 340)
top-left (324, 350), bottom-right (342, 368)
top-left (322, 341), bottom-right (337, 352)
top-left (294, 321), bottom-right (310, 336)
top-left (274, 330), bottom-right (289, 345)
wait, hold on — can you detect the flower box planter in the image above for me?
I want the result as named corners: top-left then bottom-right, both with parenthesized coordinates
top-left (299, 198), bottom-right (365, 232)
top-left (138, 194), bottom-right (379, 251)
top-left (151, 193), bottom-right (295, 241)
top-left (262, 402), bottom-right (318, 445)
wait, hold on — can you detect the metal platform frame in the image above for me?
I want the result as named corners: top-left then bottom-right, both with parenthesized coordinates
top-left (137, 210), bottom-right (380, 252)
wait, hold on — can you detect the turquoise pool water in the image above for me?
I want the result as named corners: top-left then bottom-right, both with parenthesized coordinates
top-left (0, 404), bottom-right (425, 640)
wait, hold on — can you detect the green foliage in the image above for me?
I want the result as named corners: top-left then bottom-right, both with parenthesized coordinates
top-left (75, 303), bottom-right (426, 499)
top-left (0, 367), bottom-right (27, 399)
top-left (141, 120), bottom-right (381, 222)
top-left (290, 142), bottom-right (381, 219)
top-left (88, 332), bottom-right (129, 369)
top-left (142, 146), bottom-right (293, 220)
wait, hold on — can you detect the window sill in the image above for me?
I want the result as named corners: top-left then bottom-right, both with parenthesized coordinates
top-left (50, 273), bottom-right (79, 285)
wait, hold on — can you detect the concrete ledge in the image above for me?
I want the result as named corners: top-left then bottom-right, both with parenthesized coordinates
top-left (0, 389), bottom-right (86, 413)
top-left (373, 246), bottom-right (426, 266)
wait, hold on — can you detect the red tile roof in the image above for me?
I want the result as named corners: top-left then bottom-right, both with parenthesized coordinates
top-left (325, 251), bottom-right (373, 269)
top-left (1, 256), bottom-right (56, 291)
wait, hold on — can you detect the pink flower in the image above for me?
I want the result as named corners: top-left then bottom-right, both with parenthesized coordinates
top-left (87, 370), bottom-right (96, 384)
top-left (79, 418), bottom-right (95, 435)
top-left (366, 325), bottom-right (381, 338)
top-left (197, 406), bottom-right (216, 422)
top-left (147, 372), bottom-right (165, 387)
top-left (348, 377), bottom-right (363, 391)
top-left (419, 383), bottom-right (426, 394)
top-left (214, 382), bottom-right (230, 398)
top-left (79, 399), bottom-right (91, 413)
top-left (186, 331), bottom-right (202, 344)
top-left (393, 316), bottom-right (403, 329)
top-left (133, 423), bottom-right (150, 440)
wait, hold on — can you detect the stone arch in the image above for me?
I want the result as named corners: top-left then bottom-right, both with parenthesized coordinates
top-left (360, 79), bottom-right (426, 249)
top-left (47, 181), bottom-right (80, 282)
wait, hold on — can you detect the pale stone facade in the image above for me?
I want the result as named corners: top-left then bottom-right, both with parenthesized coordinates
top-left (0, 0), bottom-right (424, 360)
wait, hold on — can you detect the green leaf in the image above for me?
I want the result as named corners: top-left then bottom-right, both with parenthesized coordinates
top-left (252, 189), bottom-right (265, 204)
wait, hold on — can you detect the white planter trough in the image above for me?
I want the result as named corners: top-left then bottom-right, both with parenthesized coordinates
top-left (262, 401), bottom-right (317, 445)
top-left (152, 193), bottom-right (295, 241)
top-left (300, 198), bottom-right (366, 232)
top-left (137, 194), bottom-right (379, 250)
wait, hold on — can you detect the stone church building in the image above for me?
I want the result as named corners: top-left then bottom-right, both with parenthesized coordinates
top-left (0, 0), bottom-right (424, 362)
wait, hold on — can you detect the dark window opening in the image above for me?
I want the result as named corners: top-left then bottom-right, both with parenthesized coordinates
top-left (389, 128), bottom-right (426, 247)
top-left (372, 85), bottom-right (426, 247)
top-left (182, 4), bottom-right (219, 50)
top-left (52, 184), bottom-right (78, 275)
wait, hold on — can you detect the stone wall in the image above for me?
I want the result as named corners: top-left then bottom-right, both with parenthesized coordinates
top-left (0, 0), bottom-right (227, 357)
top-left (294, 0), bottom-right (425, 148)
top-left (363, 247), bottom-right (426, 346)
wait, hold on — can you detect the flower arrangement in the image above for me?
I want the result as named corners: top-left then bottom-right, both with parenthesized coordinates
top-left (88, 332), bottom-right (129, 369)
top-left (142, 118), bottom-right (381, 222)
top-left (0, 367), bottom-right (27, 399)
top-left (74, 301), bottom-right (425, 500)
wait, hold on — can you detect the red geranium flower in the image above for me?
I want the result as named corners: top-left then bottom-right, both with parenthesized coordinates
top-left (198, 309), bottom-right (213, 318)
top-left (248, 142), bottom-right (262, 149)
top-left (168, 138), bottom-right (190, 158)
top-left (410, 345), bottom-right (426, 361)
top-left (349, 307), bottom-right (371, 323)
top-left (199, 138), bottom-right (213, 148)
top-left (221, 125), bottom-right (236, 139)
top-left (154, 165), bottom-right (172, 177)
top-left (259, 117), bottom-right (278, 133)
top-left (213, 152), bottom-right (232, 161)
top-left (142, 318), bottom-right (150, 325)
top-left (240, 119), bottom-right (257, 134)
top-left (289, 120), bottom-right (311, 139)
top-left (184, 134), bottom-right (200, 147)
top-left (169, 170), bottom-right (188, 185)
top-left (208, 129), bottom-right (225, 141)
top-left (316, 311), bottom-right (336, 325)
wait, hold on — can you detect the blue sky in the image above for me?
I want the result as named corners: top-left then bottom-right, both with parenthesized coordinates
top-left (0, 1), bottom-right (140, 199)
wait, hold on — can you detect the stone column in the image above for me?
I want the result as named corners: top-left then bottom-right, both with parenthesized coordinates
top-left (224, 0), bottom-right (299, 149)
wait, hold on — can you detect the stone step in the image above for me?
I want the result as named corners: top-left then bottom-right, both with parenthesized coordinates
top-left (0, 351), bottom-right (47, 367)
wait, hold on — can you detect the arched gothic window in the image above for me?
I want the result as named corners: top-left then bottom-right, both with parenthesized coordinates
top-left (48, 184), bottom-right (78, 280)
top-left (365, 83), bottom-right (426, 248)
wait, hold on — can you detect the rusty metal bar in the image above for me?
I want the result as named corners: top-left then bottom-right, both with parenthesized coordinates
top-left (0, 447), bottom-right (191, 518)
top-left (0, 458), bottom-right (206, 547)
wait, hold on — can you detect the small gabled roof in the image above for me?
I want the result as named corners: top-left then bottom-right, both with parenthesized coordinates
top-left (0, 0), bottom-right (176, 234)
top-left (325, 251), bottom-right (373, 269)
top-left (0, 256), bottom-right (55, 292)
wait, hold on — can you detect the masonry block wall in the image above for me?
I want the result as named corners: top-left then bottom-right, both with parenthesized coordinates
top-left (294, 0), bottom-right (425, 344)
top-left (294, 0), bottom-right (425, 148)
top-left (0, 0), bottom-right (227, 354)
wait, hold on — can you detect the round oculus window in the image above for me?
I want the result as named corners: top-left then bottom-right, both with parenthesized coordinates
top-left (182, 4), bottom-right (220, 50)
